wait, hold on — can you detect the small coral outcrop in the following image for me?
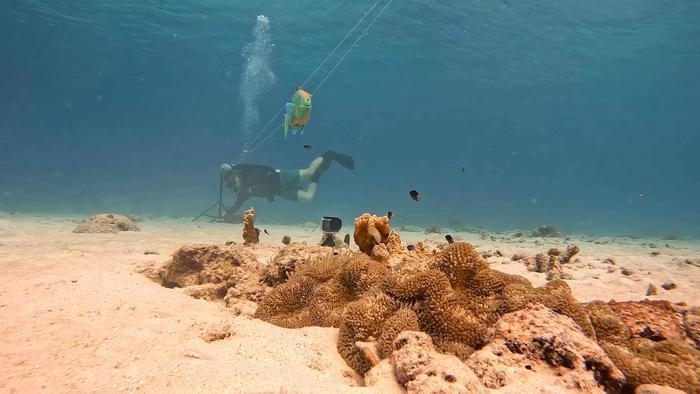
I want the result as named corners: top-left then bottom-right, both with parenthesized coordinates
top-left (467, 304), bottom-right (624, 392)
top-left (242, 207), bottom-right (259, 245)
top-left (73, 213), bottom-right (140, 233)
top-left (524, 248), bottom-right (575, 281)
top-left (142, 244), bottom-right (262, 301)
top-left (391, 331), bottom-right (487, 394)
top-left (365, 306), bottom-right (625, 393)
top-left (353, 213), bottom-right (392, 256)
top-left (585, 300), bottom-right (700, 392)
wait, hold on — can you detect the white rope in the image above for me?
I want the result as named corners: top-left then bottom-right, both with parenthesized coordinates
top-left (312, 0), bottom-right (394, 95)
top-left (241, 0), bottom-right (392, 156)
top-left (300, 0), bottom-right (383, 89)
top-left (243, 102), bottom-right (286, 151)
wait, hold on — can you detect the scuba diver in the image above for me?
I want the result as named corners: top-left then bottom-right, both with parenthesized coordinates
top-left (219, 150), bottom-right (355, 223)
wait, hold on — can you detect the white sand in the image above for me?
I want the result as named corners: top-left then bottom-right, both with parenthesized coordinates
top-left (1, 213), bottom-right (698, 393)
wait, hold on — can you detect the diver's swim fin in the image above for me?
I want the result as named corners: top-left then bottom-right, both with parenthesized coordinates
top-left (326, 150), bottom-right (355, 169)
top-left (310, 150), bottom-right (355, 183)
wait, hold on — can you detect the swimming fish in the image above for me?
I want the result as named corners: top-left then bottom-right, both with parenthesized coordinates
top-left (445, 234), bottom-right (454, 244)
top-left (387, 210), bottom-right (393, 219)
top-left (264, 228), bottom-right (270, 235)
top-left (303, 144), bottom-right (312, 150)
top-left (639, 192), bottom-right (646, 197)
top-left (409, 190), bottom-right (421, 201)
top-left (461, 167), bottom-right (465, 173)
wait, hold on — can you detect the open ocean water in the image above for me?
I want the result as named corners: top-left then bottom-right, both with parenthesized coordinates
top-left (1, 0), bottom-right (698, 237)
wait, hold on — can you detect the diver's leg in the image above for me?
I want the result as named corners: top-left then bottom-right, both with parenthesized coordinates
top-left (299, 151), bottom-right (355, 182)
top-left (297, 182), bottom-right (318, 202)
top-left (299, 157), bottom-right (325, 181)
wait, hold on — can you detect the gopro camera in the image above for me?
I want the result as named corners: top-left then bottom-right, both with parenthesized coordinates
top-left (321, 216), bottom-right (342, 233)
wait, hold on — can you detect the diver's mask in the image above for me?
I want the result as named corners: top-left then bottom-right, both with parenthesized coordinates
top-left (221, 164), bottom-right (240, 191)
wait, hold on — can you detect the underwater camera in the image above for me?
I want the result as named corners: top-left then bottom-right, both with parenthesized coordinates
top-left (320, 216), bottom-right (343, 247)
top-left (321, 216), bottom-right (342, 233)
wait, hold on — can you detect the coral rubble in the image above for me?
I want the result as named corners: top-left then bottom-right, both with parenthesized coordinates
top-left (141, 244), bottom-right (263, 302)
top-left (73, 213), bottom-right (140, 233)
top-left (531, 224), bottom-right (561, 237)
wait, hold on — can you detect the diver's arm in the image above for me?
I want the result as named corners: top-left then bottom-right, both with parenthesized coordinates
top-left (223, 191), bottom-right (250, 222)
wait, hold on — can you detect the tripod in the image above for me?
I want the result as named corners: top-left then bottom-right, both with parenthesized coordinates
top-left (192, 171), bottom-right (227, 222)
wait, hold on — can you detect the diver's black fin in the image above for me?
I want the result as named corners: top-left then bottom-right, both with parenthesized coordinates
top-left (323, 150), bottom-right (355, 169)
top-left (310, 150), bottom-right (355, 183)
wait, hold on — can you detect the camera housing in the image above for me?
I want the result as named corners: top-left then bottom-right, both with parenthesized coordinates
top-left (321, 216), bottom-right (342, 233)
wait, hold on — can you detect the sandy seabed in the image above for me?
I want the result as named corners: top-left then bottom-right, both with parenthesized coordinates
top-left (0, 212), bottom-right (698, 393)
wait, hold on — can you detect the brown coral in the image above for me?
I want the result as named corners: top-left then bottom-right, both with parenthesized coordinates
top-left (429, 242), bottom-right (487, 286)
top-left (602, 340), bottom-right (700, 393)
top-left (353, 213), bottom-right (391, 255)
top-left (242, 207), bottom-right (259, 245)
top-left (336, 243), bottom-right (593, 374)
top-left (585, 300), bottom-right (700, 392)
top-left (255, 252), bottom-right (387, 329)
top-left (608, 300), bottom-right (687, 343)
top-left (259, 244), bottom-right (335, 287)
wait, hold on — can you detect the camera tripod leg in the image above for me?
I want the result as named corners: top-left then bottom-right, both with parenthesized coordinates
top-left (192, 170), bottom-right (227, 222)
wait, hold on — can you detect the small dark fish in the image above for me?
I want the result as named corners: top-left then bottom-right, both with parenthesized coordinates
top-left (387, 210), bottom-right (393, 219)
top-left (264, 228), bottom-right (270, 235)
top-left (407, 244), bottom-right (415, 251)
top-left (343, 234), bottom-right (350, 245)
top-left (461, 167), bottom-right (465, 173)
top-left (303, 144), bottom-right (312, 150)
top-left (639, 192), bottom-right (646, 197)
top-left (445, 234), bottom-right (454, 244)
top-left (409, 190), bottom-right (421, 201)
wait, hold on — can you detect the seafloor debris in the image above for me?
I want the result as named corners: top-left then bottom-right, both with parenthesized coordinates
top-left (425, 224), bottom-right (442, 234)
top-left (73, 213), bottom-right (140, 233)
top-left (523, 251), bottom-right (573, 281)
top-left (646, 284), bottom-right (659, 296)
top-left (531, 224), bottom-right (561, 237)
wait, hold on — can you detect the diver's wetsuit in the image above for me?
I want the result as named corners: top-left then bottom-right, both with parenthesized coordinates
top-left (221, 151), bottom-right (355, 223)
top-left (223, 164), bottom-right (299, 221)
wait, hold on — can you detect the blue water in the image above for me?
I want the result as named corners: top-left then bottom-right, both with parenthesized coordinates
top-left (1, 0), bottom-right (699, 237)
